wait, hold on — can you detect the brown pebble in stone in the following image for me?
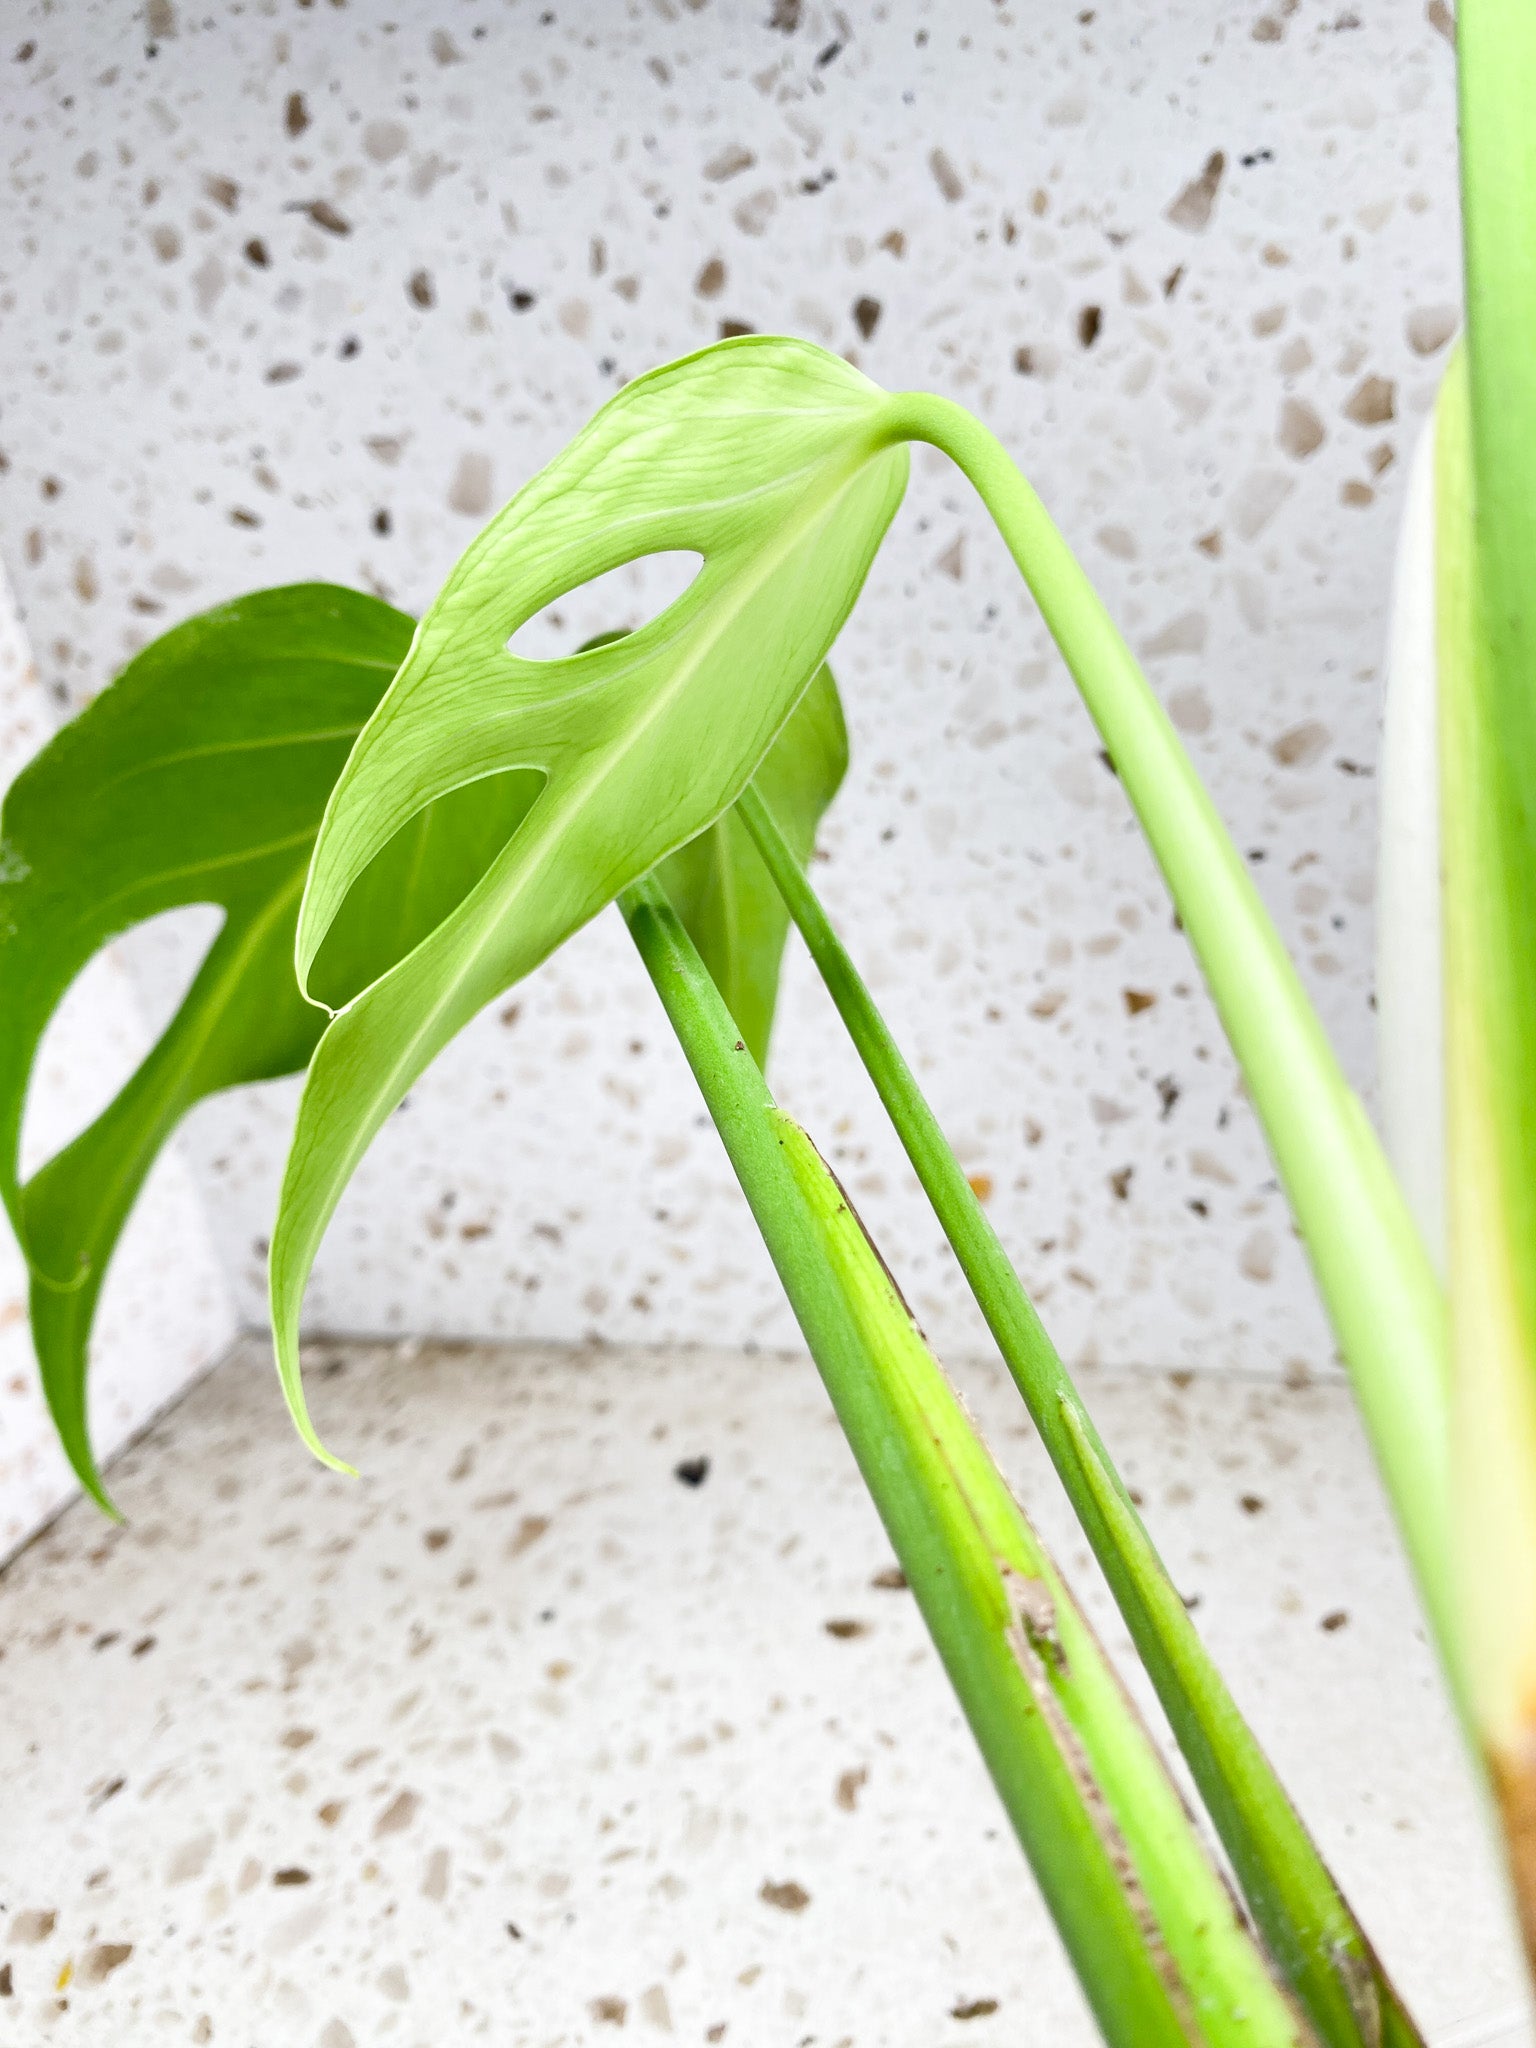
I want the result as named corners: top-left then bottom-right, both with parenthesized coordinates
top-left (374, 1789), bottom-right (421, 1837)
top-left (78, 1943), bottom-right (133, 1984)
top-left (760, 1878), bottom-right (810, 1912)
top-left (448, 452), bottom-right (492, 518)
top-left (703, 144), bottom-right (754, 182)
top-left (1278, 396), bottom-right (1325, 459)
top-left (1406, 305), bottom-right (1457, 356)
top-left (1343, 374), bottom-right (1394, 425)
top-left (853, 295), bottom-right (881, 339)
top-left (507, 1513), bottom-right (550, 1556)
top-left (1166, 151), bottom-right (1225, 232)
top-left (300, 199), bottom-right (351, 237)
top-left (929, 148), bottom-right (964, 203)
top-left (1270, 719), bottom-right (1330, 768)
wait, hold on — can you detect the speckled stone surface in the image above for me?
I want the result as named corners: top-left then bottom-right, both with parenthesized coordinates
top-left (0, 1335), bottom-right (1526, 2046)
top-left (0, 569), bottom-right (237, 1555)
top-left (0, 0), bottom-right (1466, 1379)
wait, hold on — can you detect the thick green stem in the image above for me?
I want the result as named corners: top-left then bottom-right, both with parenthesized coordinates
top-left (882, 391), bottom-right (1454, 1685)
top-left (1448, 0), bottom-right (1536, 1956)
top-left (619, 871), bottom-right (1310, 2048)
top-left (736, 782), bottom-right (1421, 2048)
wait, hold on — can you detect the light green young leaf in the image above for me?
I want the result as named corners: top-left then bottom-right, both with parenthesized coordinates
top-left (0, 585), bottom-right (538, 1504)
top-left (658, 662), bottom-right (847, 1067)
top-left (272, 337), bottom-right (907, 1462)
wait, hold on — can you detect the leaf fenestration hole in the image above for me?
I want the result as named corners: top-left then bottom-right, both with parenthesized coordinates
top-left (307, 765), bottom-right (547, 1013)
top-left (504, 550), bottom-right (703, 661)
top-left (19, 903), bottom-right (227, 1182)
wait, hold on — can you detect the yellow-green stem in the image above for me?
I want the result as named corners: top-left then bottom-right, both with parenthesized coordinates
top-left (883, 392), bottom-right (1455, 1689)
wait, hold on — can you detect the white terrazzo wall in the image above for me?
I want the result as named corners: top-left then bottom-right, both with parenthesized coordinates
top-left (0, 2), bottom-right (1462, 1397)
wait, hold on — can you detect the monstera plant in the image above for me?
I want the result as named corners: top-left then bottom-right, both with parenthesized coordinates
top-left (2, 8), bottom-right (1533, 2042)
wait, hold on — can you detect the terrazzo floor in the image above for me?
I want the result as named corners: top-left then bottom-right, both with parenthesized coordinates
top-left (0, 1335), bottom-right (1527, 2047)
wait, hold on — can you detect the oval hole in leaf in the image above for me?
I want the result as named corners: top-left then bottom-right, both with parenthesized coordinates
top-left (19, 903), bottom-right (227, 1181)
top-left (306, 765), bottom-right (547, 1013)
top-left (504, 550), bottom-right (704, 661)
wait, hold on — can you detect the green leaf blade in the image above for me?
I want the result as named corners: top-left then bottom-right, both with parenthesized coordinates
top-left (271, 338), bottom-right (907, 1456)
top-left (0, 586), bottom-right (410, 1492)
top-left (0, 584), bottom-right (542, 1499)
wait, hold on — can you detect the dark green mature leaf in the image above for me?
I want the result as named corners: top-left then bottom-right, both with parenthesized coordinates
top-left (272, 335), bottom-right (908, 1463)
top-left (0, 584), bottom-right (540, 1504)
top-left (658, 663), bottom-right (847, 1067)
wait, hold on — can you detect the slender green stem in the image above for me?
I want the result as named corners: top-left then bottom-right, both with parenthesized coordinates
top-left (736, 781), bottom-right (1421, 2048)
top-left (881, 391), bottom-right (1454, 1683)
top-left (619, 871), bottom-right (1310, 2048)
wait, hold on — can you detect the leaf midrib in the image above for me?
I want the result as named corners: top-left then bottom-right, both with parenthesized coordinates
top-left (97, 723), bottom-right (369, 789)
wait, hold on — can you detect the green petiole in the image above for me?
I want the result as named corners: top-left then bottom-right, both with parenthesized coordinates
top-left (880, 393), bottom-right (1455, 1687)
top-left (620, 868), bottom-right (1313, 2048)
top-left (736, 780), bottom-right (1419, 2048)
